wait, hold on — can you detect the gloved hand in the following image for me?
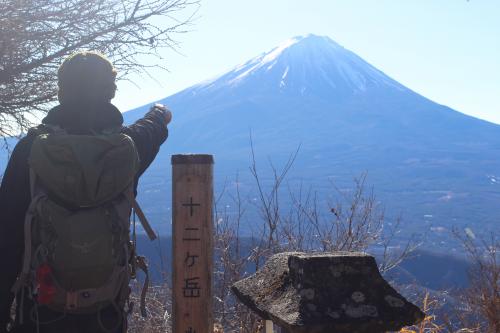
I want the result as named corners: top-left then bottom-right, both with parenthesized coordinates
top-left (151, 104), bottom-right (172, 125)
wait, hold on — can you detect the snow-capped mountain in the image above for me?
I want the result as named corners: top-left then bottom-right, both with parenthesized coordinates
top-left (193, 34), bottom-right (403, 96)
top-left (125, 34), bottom-right (500, 249)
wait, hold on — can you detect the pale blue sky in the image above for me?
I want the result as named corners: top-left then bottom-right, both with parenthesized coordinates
top-left (114, 0), bottom-right (500, 124)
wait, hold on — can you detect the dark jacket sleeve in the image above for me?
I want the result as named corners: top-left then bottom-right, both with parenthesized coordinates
top-left (121, 107), bottom-right (169, 192)
top-left (0, 136), bottom-right (34, 329)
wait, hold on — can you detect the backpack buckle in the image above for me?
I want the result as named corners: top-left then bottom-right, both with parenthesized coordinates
top-left (66, 291), bottom-right (78, 310)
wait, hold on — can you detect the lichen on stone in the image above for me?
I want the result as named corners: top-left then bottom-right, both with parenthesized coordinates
top-left (345, 304), bottom-right (378, 318)
top-left (384, 295), bottom-right (405, 308)
top-left (299, 288), bottom-right (315, 300)
top-left (351, 291), bottom-right (366, 303)
top-left (231, 251), bottom-right (425, 333)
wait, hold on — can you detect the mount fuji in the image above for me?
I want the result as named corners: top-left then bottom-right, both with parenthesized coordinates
top-left (125, 34), bottom-right (500, 250)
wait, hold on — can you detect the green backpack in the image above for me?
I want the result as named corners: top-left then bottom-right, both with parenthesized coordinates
top-left (12, 125), bottom-right (156, 327)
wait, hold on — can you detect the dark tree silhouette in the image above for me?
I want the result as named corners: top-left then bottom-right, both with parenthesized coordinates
top-left (0, 0), bottom-right (198, 136)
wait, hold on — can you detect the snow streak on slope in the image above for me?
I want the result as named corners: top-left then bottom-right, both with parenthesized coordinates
top-left (191, 34), bottom-right (404, 96)
top-left (230, 37), bottom-right (300, 82)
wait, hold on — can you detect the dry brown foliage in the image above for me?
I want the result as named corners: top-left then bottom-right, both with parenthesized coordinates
top-left (397, 231), bottom-right (499, 333)
top-left (454, 231), bottom-right (499, 333)
top-left (399, 293), bottom-right (480, 333)
top-left (128, 281), bottom-right (172, 333)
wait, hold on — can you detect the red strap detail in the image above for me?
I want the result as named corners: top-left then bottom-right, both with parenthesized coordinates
top-left (36, 263), bottom-right (56, 304)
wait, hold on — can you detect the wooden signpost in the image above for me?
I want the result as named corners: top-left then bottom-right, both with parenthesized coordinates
top-left (172, 154), bottom-right (214, 333)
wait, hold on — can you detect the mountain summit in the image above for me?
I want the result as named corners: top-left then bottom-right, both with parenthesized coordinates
top-left (125, 35), bottom-right (500, 244)
top-left (191, 34), bottom-right (403, 98)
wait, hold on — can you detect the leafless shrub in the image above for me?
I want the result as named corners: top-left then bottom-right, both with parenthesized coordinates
top-left (452, 230), bottom-right (499, 333)
top-left (397, 230), bottom-right (498, 333)
top-left (128, 281), bottom-right (172, 333)
top-left (210, 146), bottom-right (418, 332)
top-left (213, 175), bottom-right (258, 332)
top-left (248, 141), bottom-right (300, 253)
top-left (286, 172), bottom-right (384, 252)
top-left (378, 216), bottom-right (421, 274)
top-left (0, 0), bottom-right (198, 135)
top-left (399, 292), bottom-right (480, 333)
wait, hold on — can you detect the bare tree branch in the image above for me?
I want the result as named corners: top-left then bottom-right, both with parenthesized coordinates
top-left (0, 0), bottom-right (199, 136)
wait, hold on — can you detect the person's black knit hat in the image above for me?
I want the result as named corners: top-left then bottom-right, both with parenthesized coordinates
top-left (57, 51), bottom-right (117, 104)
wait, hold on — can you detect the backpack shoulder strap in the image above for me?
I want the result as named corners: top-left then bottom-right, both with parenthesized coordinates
top-left (12, 167), bottom-right (44, 294)
top-left (28, 124), bottom-right (66, 137)
top-left (11, 192), bottom-right (44, 294)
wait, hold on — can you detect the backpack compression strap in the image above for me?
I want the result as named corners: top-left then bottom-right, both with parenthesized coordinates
top-left (135, 256), bottom-right (150, 317)
top-left (128, 195), bottom-right (157, 241)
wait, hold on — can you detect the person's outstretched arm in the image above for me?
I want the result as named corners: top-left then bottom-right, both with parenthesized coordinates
top-left (121, 104), bottom-right (172, 191)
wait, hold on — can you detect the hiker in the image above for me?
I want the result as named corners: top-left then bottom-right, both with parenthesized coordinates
top-left (0, 52), bottom-right (172, 333)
